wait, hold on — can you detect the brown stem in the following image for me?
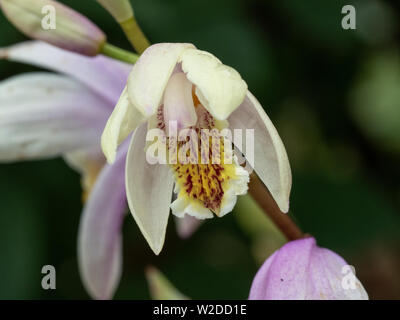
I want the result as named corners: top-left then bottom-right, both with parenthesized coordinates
top-left (248, 173), bottom-right (304, 241)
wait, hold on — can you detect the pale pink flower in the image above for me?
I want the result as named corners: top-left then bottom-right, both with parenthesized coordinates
top-left (0, 41), bottom-right (130, 299)
top-left (249, 237), bottom-right (369, 300)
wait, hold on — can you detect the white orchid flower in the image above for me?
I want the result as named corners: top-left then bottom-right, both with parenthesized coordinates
top-left (102, 43), bottom-right (292, 255)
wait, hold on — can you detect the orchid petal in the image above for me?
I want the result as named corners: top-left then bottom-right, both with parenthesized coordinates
top-left (101, 86), bottom-right (146, 164)
top-left (228, 91), bottom-right (292, 213)
top-left (180, 48), bottom-right (247, 120)
top-left (125, 123), bottom-right (174, 254)
top-left (0, 73), bottom-right (109, 162)
top-left (0, 41), bottom-right (131, 104)
top-left (163, 72), bottom-right (197, 133)
top-left (127, 43), bottom-right (195, 117)
top-left (77, 141), bottom-right (128, 300)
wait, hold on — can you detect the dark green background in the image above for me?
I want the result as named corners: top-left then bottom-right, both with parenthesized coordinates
top-left (0, 0), bottom-right (399, 299)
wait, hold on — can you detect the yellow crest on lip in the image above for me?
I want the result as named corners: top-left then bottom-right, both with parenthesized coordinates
top-left (172, 135), bottom-right (237, 215)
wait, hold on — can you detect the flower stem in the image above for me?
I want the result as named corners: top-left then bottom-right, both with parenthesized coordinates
top-left (120, 16), bottom-right (151, 54)
top-left (248, 174), bottom-right (304, 241)
top-left (100, 43), bottom-right (139, 64)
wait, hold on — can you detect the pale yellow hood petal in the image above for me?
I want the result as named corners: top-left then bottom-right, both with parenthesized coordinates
top-left (127, 43), bottom-right (195, 117)
top-left (180, 48), bottom-right (247, 121)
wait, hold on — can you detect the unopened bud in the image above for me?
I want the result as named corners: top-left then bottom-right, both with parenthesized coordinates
top-left (0, 0), bottom-right (106, 56)
top-left (96, 0), bottom-right (134, 23)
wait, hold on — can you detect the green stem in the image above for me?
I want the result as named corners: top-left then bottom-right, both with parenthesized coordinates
top-left (120, 16), bottom-right (151, 54)
top-left (100, 43), bottom-right (139, 64)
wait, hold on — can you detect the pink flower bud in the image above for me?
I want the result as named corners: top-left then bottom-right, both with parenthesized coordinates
top-left (249, 237), bottom-right (368, 300)
top-left (0, 0), bottom-right (106, 56)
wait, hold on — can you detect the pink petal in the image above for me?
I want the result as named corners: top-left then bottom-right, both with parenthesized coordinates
top-left (163, 72), bottom-right (197, 134)
top-left (77, 141), bottom-right (129, 300)
top-left (0, 73), bottom-right (109, 161)
top-left (0, 41), bottom-right (131, 104)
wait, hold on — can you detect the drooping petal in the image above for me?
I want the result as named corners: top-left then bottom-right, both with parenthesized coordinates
top-left (0, 41), bottom-right (131, 104)
top-left (163, 72), bottom-right (197, 133)
top-left (248, 237), bottom-right (369, 300)
top-left (77, 141), bottom-right (128, 300)
top-left (0, 73), bottom-right (109, 162)
top-left (127, 43), bottom-right (195, 117)
top-left (180, 48), bottom-right (247, 120)
top-left (0, 0), bottom-right (106, 56)
top-left (125, 123), bottom-right (174, 254)
top-left (101, 86), bottom-right (146, 164)
top-left (228, 91), bottom-right (292, 213)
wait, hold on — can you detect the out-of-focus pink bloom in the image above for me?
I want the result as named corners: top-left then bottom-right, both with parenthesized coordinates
top-left (249, 237), bottom-right (369, 300)
top-left (0, 41), bottom-right (130, 299)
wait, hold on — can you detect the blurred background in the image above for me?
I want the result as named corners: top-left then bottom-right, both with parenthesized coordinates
top-left (0, 0), bottom-right (399, 299)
